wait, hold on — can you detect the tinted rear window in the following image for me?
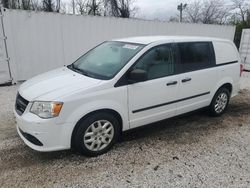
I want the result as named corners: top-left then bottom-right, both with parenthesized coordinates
top-left (178, 42), bottom-right (215, 72)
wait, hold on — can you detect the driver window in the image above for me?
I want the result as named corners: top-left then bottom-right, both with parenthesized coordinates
top-left (133, 45), bottom-right (175, 80)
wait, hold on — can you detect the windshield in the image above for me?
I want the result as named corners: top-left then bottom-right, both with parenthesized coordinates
top-left (68, 41), bottom-right (145, 80)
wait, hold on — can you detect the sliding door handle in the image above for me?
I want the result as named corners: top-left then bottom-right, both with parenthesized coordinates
top-left (166, 81), bottom-right (178, 86)
top-left (182, 78), bottom-right (192, 82)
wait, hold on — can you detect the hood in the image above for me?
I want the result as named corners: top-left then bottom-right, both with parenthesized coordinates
top-left (19, 67), bottom-right (102, 101)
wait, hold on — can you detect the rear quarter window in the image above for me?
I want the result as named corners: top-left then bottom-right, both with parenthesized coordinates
top-left (177, 42), bottom-right (215, 72)
top-left (212, 41), bottom-right (239, 64)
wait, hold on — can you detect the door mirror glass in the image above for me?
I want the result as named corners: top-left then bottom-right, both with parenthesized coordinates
top-left (128, 69), bottom-right (148, 83)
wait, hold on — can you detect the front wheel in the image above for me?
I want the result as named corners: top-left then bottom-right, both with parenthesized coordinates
top-left (73, 112), bottom-right (120, 156)
top-left (209, 88), bottom-right (230, 117)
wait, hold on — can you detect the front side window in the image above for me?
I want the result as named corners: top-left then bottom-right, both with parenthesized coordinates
top-left (69, 41), bottom-right (144, 80)
top-left (178, 42), bottom-right (214, 72)
top-left (133, 45), bottom-right (176, 80)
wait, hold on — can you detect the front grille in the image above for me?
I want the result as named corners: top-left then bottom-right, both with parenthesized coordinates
top-left (15, 93), bottom-right (29, 116)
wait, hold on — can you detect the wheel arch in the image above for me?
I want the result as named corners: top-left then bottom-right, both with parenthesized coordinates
top-left (209, 82), bottom-right (232, 116)
top-left (211, 77), bottom-right (233, 97)
top-left (217, 83), bottom-right (232, 94)
top-left (210, 79), bottom-right (233, 105)
top-left (70, 108), bottom-right (123, 149)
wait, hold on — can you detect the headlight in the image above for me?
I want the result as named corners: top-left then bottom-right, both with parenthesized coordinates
top-left (30, 101), bottom-right (63, 119)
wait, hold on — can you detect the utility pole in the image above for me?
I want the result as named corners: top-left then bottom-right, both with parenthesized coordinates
top-left (177, 3), bottom-right (187, 22)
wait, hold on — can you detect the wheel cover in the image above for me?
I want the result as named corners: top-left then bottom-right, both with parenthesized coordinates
top-left (83, 120), bottom-right (114, 152)
top-left (214, 92), bottom-right (228, 114)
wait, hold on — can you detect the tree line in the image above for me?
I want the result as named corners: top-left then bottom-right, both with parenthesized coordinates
top-left (0, 0), bottom-right (137, 18)
top-left (1, 0), bottom-right (249, 24)
top-left (1, 0), bottom-right (249, 47)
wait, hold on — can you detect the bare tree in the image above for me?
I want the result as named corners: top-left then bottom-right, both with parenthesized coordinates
top-left (104, 0), bottom-right (138, 18)
top-left (43, 0), bottom-right (60, 12)
top-left (59, 1), bottom-right (67, 13)
top-left (1, 0), bottom-right (9, 8)
top-left (30, 0), bottom-right (42, 10)
top-left (22, 0), bottom-right (31, 10)
top-left (184, 0), bottom-right (230, 24)
top-left (3, 0), bottom-right (20, 9)
top-left (76, 0), bottom-right (87, 14)
top-left (118, 0), bottom-right (131, 17)
top-left (74, 0), bottom-right (102, 15)
top-left (1, 0), bottom-right (60, 11)
top-left (55, 0), bottom-right (61, 12)
top-left (87, 0), bottom-right (102, 15)
top-left (184, 1), bottom-right (202, 23)
top-left (201, 0), bottom-right (230, 24)
top-left (1, 0), bottom-right (41, 10)
top-left (231, 0), bottom-right (249, 22)
top-left (42, 0), bottom-right (55, 12)
top-left (104, 0), bottom-right (119, 16)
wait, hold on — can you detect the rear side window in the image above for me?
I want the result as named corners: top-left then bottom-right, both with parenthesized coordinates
top-left (178, 42), bottom-right (215, 72)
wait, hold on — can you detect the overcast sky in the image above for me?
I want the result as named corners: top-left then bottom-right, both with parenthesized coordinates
top-left (133, 0), bottom-right (250, 21)
top-left (134, 0), bottom-right (183, 21)
top-left (64, 0), bottom-right (250, 21)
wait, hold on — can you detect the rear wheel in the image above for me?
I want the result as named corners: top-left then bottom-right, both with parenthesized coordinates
top-left (73, 112), bottom-right (120, 156)
top-left (209, 88), bottom-right (230, 117)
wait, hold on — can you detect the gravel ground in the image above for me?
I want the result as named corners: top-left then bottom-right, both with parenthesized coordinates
top-left (0, 73), bottom-right (250, 187)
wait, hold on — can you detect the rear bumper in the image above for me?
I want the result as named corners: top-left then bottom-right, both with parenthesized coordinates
top-left (14, 110), bottom-right (73, 152)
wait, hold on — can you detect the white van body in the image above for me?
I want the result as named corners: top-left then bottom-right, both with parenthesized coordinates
top-left (14, 36), bottom-right (241, 154)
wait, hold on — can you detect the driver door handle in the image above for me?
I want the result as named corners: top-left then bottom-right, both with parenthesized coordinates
top-left (166, 81), bottom-right (178, 86)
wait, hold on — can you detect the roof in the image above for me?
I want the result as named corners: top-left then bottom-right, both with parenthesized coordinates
top-left (113, 35), bottom-right (230, 45)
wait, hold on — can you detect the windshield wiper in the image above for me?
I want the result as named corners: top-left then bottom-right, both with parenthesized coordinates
top-left (67, 64), bottom-right (95, 78)
top-left (67, 64), bottom-right (110, 80)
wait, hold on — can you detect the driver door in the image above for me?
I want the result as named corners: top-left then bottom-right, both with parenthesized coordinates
top-left (128, 44), bottom-right (180, 128)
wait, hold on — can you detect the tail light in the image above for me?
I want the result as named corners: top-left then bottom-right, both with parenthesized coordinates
top-left (240, 64), bottom-right (244, 77)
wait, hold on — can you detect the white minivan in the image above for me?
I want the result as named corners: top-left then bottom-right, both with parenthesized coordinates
top-left (14, 36), bottom-right (242, 156)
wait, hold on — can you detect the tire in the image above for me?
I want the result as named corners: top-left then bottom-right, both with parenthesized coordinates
top-left (209, 87), bottom-right (230, 117)
top-left (73, 112), bottom-right (120, 157)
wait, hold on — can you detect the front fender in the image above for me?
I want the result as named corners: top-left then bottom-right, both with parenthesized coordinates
top-left (65, 99), bottom-right (129, 132)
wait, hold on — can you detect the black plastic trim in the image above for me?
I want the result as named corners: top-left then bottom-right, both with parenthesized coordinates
top-left (181, 78), bottom-right (192, 82)
top-left (19, 128), bottom-right (43, 146)
top-left (132, 92), bottom-right (210, 113)
top-left (215, 61), bottom-right (238, 66)
top-left (166, 81), bottom-right (178, 86)
top-left (15, 93), bottom-right (29, 116)
top-left (0, 81), bottom-right (12, 86)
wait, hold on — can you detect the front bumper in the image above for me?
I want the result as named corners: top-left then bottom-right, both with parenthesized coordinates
top-left (14, 110), bottom-right (73, 152)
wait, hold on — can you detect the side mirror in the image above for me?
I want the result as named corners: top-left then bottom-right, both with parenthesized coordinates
top-left (128, 69), bottom-right (148, 83)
